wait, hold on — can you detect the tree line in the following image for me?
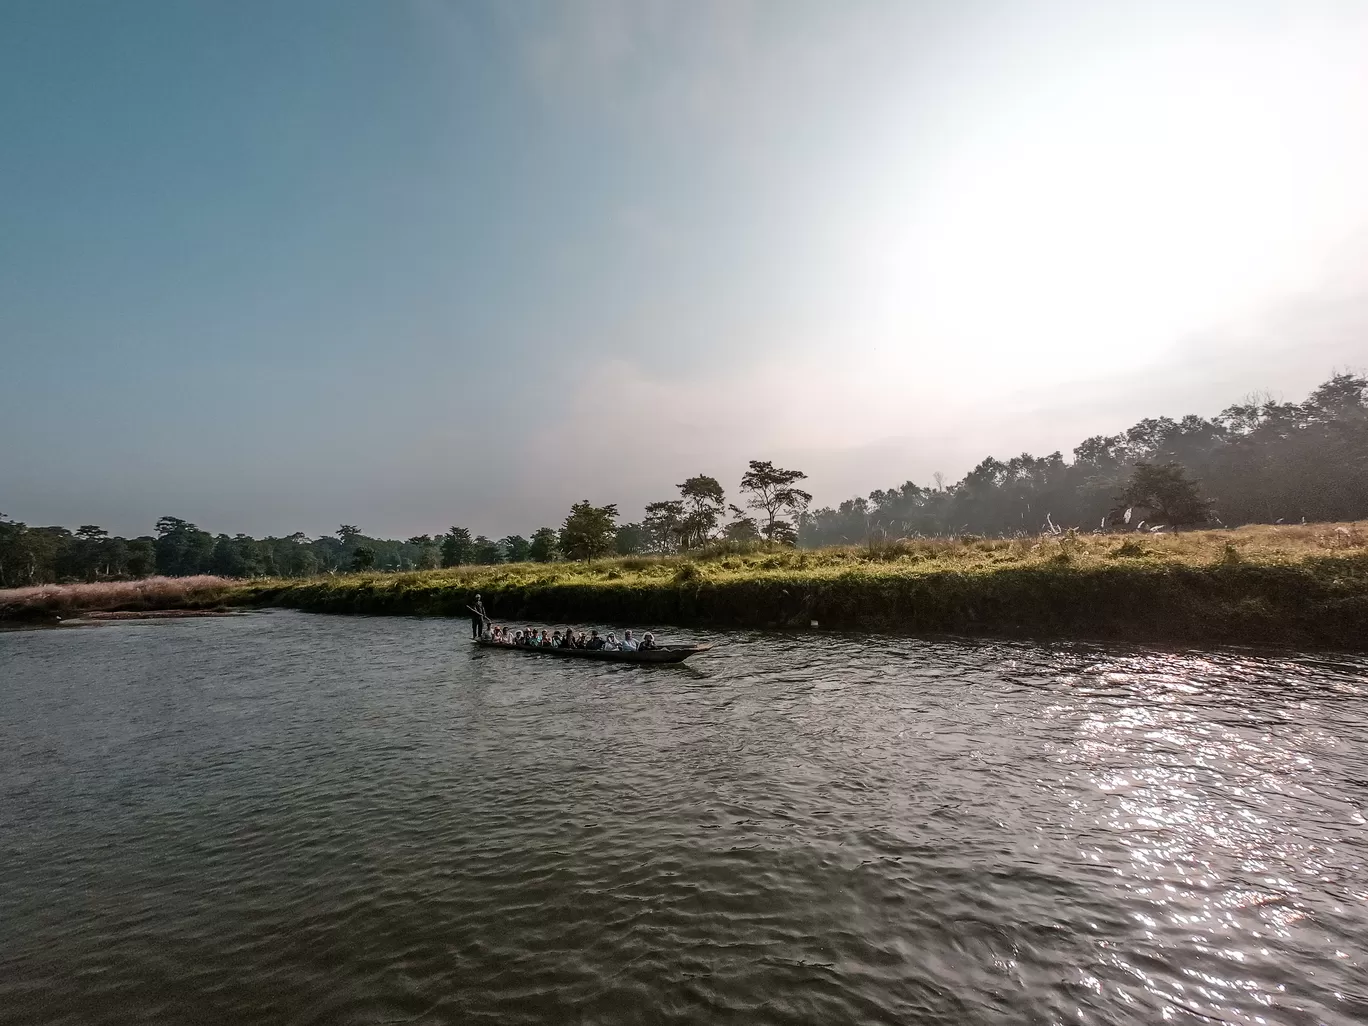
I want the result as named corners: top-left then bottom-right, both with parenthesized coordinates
top-left (799, 372), bottom-right (1368, 544)
top-left (2, 373), bottom-right (1365, 586)
top-left (0, 461), bottom-right (812, 586)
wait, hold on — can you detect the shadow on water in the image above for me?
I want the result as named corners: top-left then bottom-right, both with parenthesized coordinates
top-left (2, 609), bottom-right (1366, 1026)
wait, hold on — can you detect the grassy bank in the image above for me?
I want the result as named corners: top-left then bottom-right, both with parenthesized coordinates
top-left (246, 522), bottom-right (1368, 649)
top-left (4, 524), bottom-right (1367, 649)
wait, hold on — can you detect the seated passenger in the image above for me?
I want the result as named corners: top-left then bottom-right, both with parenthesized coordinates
top-left (586, 630), bottom-right (604, 650)
top-left (605, 633), bottom-right (618, 650)
top-left (552, 631), bottom-right (562, 647)
top-left (539, 631), bottom-right (552, 647)
top-left (619, 630), bottom-right (639, 652)
top-left (511, 630), bottom-right (523, 645)
top-left (639, 632), bottom-right (658, 651)
top-left (575, 632), bottom-right (588, 648)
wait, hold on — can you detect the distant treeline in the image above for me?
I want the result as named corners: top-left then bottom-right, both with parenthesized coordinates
top-left (2, 374), bottom-right (1364, 587)
top-left (801, 372), bottom-right (1368, 545)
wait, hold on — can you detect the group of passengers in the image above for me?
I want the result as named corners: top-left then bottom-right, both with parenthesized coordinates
top-left (482, 624), bottom-right (658, 652)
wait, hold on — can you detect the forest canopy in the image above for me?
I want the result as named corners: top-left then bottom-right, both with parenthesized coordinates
top-left (2, 373), bottom-right (1365, 586)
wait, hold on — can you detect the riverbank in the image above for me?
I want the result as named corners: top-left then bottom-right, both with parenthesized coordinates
top-left (0, 576), bottom-right (238, 622)
top-left (3, 524), bottom-right (1366, 648)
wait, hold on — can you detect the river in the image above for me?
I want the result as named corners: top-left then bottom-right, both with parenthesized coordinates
top-left (2, 610), bottom-right (1366, 1025)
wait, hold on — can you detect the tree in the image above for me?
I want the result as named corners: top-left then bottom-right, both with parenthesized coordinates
top-left (1112, 462), bottom-right (1213, 531)
top-left (642, 500), bottom-right (685, 553)
top-left (529, 527), bottom-right (559, 562)
top-left (407, 534), bottom-right (441, 570)
top-left (472, 535), bottom-right (503, 564)
top-left (739, 460), bottom-right (812, 543)
top-left (154, 516), bottom-right (215, 576)
top-left (614, 522), bottom-right (648, 555)
top-left (75, 525), bottom-right (108, 541)
top-left (559, 500), bottom-right (619, 560)
top-left (212, 534), bottom-right (243, 577)
top-left (677, 474), bottom-right (726, 548)
top-left (350, 546), bottom-right (376, 571)
top-left (0, 514), bottom-right (32, 586)
top-left (767, 520), bottom-right (798, 545)
top-left (126, 537), bottom-right (157, 577)
top-left (722, 510), bottom-right (760, 542)
top-left (337, 525), bottom-right (362, 546)
top-left (500, 534), bottom-right (531, 562)
top-left (440, 526), bottom-right (473, 567)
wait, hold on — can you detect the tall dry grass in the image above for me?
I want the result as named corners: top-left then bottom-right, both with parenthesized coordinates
top-left (233, 520), bottom-right (1368, 598)
top-left (0, 576), bottom-right (238, 618)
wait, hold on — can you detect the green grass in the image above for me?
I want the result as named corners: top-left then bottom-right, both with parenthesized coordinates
top-left (5, 523), bottom-right (1366, 648)
top-left (232, 522), bottom-right (1368, 649)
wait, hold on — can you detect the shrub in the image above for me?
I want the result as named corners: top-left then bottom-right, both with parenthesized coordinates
top-left (1110, 539), bottom-right (1147, 558)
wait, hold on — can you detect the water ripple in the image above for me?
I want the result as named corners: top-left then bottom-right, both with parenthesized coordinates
top-left (2, 613), bottom-right (1367, 1025)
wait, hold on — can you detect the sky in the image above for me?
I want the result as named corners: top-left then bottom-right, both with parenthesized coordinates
top-left (3, 0), bottom-right (1367, 539)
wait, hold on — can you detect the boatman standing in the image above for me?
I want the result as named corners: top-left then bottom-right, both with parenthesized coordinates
top-left (471, 593), bottom-right (486, 639)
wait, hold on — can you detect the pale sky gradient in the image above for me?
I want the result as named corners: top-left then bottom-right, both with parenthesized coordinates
top-left (3, 1), bottom-right (1367, 538)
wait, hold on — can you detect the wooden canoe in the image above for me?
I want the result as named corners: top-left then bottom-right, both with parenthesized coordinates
top-left (473, 639), bottom-right (711, 664)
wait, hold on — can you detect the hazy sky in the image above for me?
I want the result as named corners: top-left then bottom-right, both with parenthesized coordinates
top-left (4, 1), bottom-right (1367, 538)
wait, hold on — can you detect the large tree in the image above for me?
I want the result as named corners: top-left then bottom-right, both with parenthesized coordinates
top-left (0, 514), bottom-right (36, 586)
top-left (529, 527), bottom-right (559, 562)
top-left (614, 522), bottom-right (648, 555)
top-left (500, 534), bottom-right (531, 562)
top-left (440, 526), bottom-right (473, 567)
top-left (559, 501), bottom-right (619, 560)
top-left (407, 535), bottom-right (441, 570)
top-left (472, 535), bottom-right (504, 564)
top-left (154, 516), bottom-right (215, 576)
top-left (739, 461), bottom-right (812, 543)
top-left (1112, 462), bottom-right (1213, 531)
top-left (642, 500), bottom-right (685, 553)
top-left (677, 474), bottom-right (726, 548)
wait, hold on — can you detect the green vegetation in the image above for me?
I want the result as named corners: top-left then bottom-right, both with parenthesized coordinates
top-left (241, 522), bottom-right (1368, 649)
top-left (6, 523), bottom-right (1366, 649)
top-left (801, 372), bottom-right (1368, 544)
top-left (1112, 462), bottom-right (1213, 531)
top-left (559, 501), bottom-right (619, 560)
top-left (21, 522), bottom-right (1352, 644)
top-left (3, 374), bottom-right (1367, 651)
top-left (5, 375), bottom-right (1366, 589)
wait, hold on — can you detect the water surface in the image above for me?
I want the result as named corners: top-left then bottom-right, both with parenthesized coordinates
top-left (2, 611), bottom-right (1366, 1024)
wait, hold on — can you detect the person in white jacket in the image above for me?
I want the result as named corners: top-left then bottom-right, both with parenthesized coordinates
top-left (619, 630), bottom-right (639, 652)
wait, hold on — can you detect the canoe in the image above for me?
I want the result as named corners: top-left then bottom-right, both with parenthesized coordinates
top-left (473, 639), bottom-right (712, 664)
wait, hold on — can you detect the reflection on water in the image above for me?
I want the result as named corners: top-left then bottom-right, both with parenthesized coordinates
top-left (1044, 653), bottom-right (1367, 1024)
top-left (1, 612), bottom-right (1365, 1025)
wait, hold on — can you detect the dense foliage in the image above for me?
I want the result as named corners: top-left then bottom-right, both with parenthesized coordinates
top-left (3, 374), bottom-right (1365, 586)
top-left (800, 373), bottom-right (1368, 545)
